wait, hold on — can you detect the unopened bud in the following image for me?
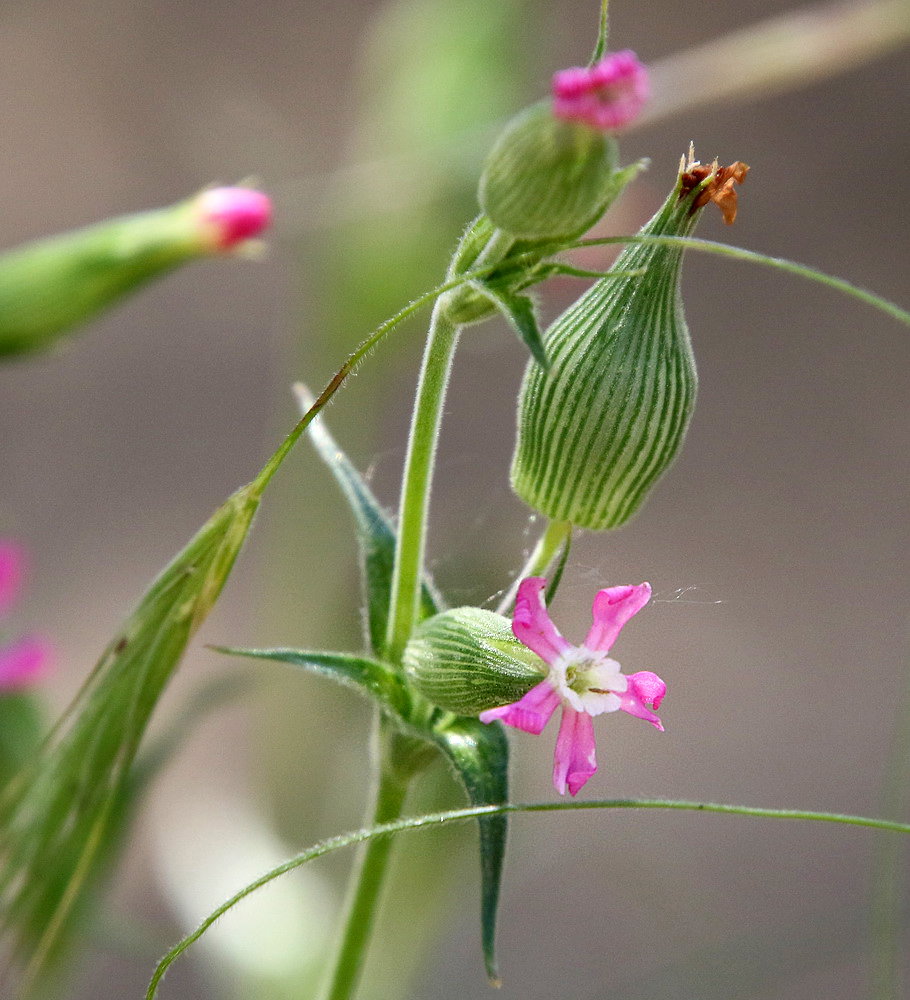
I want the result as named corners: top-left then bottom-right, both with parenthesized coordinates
top-left (552, 51), bottom-right (649, 132)
top-left (477, 52), bottom-right (648, 241)
top-left (403, 607), bottom-right (544, 716)
top-left (0, 186), bottom-right (272, 356)
top-left (194, 186), bottom-right (273, 252)
top-left (511, 153), bottom-right (748, 530)
top-left (478, 102), bottom-right (620, 240)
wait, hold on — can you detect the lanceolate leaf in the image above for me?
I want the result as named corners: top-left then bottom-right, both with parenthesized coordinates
top-left (214, 646), bottom-right (411, 718)
top-left (475, 284), bottom-right (548, 370)
top-left (0, 482), bottom-right (261, 992)
top-left (432, 716), bottom-right (510, 986)
top-left (302, 395), bottom-right (443, 656)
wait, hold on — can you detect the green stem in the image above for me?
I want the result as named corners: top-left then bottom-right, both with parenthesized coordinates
top-left (870, 650), bottom-right (910, 999)
top-left (318, 721), bottom-right (410, 1000)
top-left (496, 519), bottom-right (572, 615)
top-left (147, 796), bottom-right (910, 997)
top-left (591, 0), bottom-right (610, 64)
top-left (385, 302), bottom-right (460, 661)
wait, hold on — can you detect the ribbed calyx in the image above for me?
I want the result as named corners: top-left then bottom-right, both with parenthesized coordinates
top-left (478, 102), bottom-right (621, 240)
top-left (510, 167), bottom-right (717, 530)
top-left (403, 607), bottom-right (544, 716)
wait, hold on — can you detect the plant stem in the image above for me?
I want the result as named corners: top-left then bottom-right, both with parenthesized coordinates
top-left (318, 719), bottom-right (410, 1000)
top-left (385, 301), bottom-right (459, 661)
top-left (870, 650), bottom-right (910, 1000)
top-left (496, 519), bottom-right (572, 615)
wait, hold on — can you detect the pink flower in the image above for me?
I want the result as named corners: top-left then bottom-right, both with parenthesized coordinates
top-left (0, 539), bottom-right (51, 692)
top-left (552, 50), bottom-right (649, 132)
top-left (480, 577), bottom-right (664, 796)
top-left (0, 540), bottom-right (25, 617)
top-left (195, 187), bottom-right (273, 251)
top-left (0, 635), bottom-right (52, 691)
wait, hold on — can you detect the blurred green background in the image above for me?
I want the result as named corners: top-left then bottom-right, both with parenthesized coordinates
top-left (1, 0), bottom-right (909, 997)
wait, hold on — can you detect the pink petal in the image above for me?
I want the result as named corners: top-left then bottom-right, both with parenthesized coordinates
top-left (480, 679), bottom-right (561, 735)
top-left (0, 635), bottom-right (52, 691)
top-left (553, 706), bottom-right (598, 796)
top-left (552, 51), bottom-right (649, 132)
top-left (584, 582), bottom-right (651, 653)
top-left (616, 670), bottom-right (666, 731)
top-left (511, 577), bottom-right (572, 665)
top-left (0, 540), bottom-right (25, 616)
top-left (196, 187), bottom-right (272, 251)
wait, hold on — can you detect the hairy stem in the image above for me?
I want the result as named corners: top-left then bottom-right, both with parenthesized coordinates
top-left (385, 303), bottom-right (460, 661)
top-left (496, 519), bottom-right (572, 615)
top-left (318, 719), bottom-right (410, 1000)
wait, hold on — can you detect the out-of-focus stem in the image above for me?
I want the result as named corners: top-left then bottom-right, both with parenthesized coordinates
top-left (641, 0), bottom-right (910, 128)
top-left (277, 0), bottom-right (910, 233)
top-left (869, 649), bottom-right (910, 1000)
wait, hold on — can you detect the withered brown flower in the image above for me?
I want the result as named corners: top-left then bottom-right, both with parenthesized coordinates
top-left (680, 159), bottom-right (749, 225)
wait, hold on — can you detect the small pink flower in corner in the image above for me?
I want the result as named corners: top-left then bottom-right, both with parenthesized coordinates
top-left (0, 540), bottom-right (25, 617)
top-left (0, 540), bottom-right (52, 692)
top-left (552, 50), bottom-right (649, 132)
top-left (480, 577), bottom-right (665, 796)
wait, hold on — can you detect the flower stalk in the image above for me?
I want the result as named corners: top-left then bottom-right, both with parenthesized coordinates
top-left (385, 302), bottom-right (460, 662)
top-left (318, 717), bottom-right (411, 1000)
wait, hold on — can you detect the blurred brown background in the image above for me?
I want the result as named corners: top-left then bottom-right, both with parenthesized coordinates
top-left (1, 1), bottom-right (908, 998)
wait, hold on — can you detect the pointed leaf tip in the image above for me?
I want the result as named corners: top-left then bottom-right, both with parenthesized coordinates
top-left (432, 716), bottom-right (509, 983)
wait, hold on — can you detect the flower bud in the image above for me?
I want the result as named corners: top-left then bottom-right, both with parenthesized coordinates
top-left (403, 607), bottom-right (544, 716)
top-left (0, 186), bottom-right (272, 356)
top-left (511, 155), bottom-right (748, 530)
top-left (478, 102), bottom-right (620, 241)
top-left (477, 52), bottom-right (648, 241)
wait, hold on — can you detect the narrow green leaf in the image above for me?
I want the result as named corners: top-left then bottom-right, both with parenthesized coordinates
top-left (0, 278), bottom-right (466, 994)
top-left (299, 389), bottom-right (443, 656)
top-left (148, 795), bottom-right (910, 998)
top-left (0, 695), bottom-right (46, 790)
top-left (566, 233), bottom-right (910, 329)
top-left (0, 482), bottom-right (261, 992)
top-left (213, 646), bottom-right (410, 717)
top-left (432, 716), bottom-right (510, 986)
top-left (476, 284), bottom-right (548, 369)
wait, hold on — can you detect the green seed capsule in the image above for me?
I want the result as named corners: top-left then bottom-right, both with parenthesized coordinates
top-left (478, 102), bottom-right (622, 240)
top-left (403, 607), bottom-right (544, 716)
top-left (511, 158), bottom-right (747, 530)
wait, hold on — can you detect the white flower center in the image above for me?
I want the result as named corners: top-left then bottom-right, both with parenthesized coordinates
top-left (550, 646), bottom-right (627, 716)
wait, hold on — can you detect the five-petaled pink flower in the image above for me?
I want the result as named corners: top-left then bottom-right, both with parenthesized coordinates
top-left (0, 540), bottom-right (51, 691)
top-left (552, 50), bottom-right (649, 132)
top-left (480, 577), bottom-right (665, 796)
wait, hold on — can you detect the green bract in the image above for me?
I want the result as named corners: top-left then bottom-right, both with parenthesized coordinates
top-left (404, 606), bottom-right (544, 715)
top-left (511, 163), bottom-right (730, 530)
top-left (478, 101), bottom-right (621, 240)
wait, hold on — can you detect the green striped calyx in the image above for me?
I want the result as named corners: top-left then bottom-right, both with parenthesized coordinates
top-left (403, 607), bottom-right (544, 716)
top-left (478, 101), bottom-right (624, 240)
top-left (511, 162), bottom-right (739, 530)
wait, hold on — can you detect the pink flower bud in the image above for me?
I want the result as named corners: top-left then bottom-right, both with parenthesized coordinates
top-left (195, 187), bottom-right (273, 252)
top-left (552, 50), bottom-right (649, 132)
